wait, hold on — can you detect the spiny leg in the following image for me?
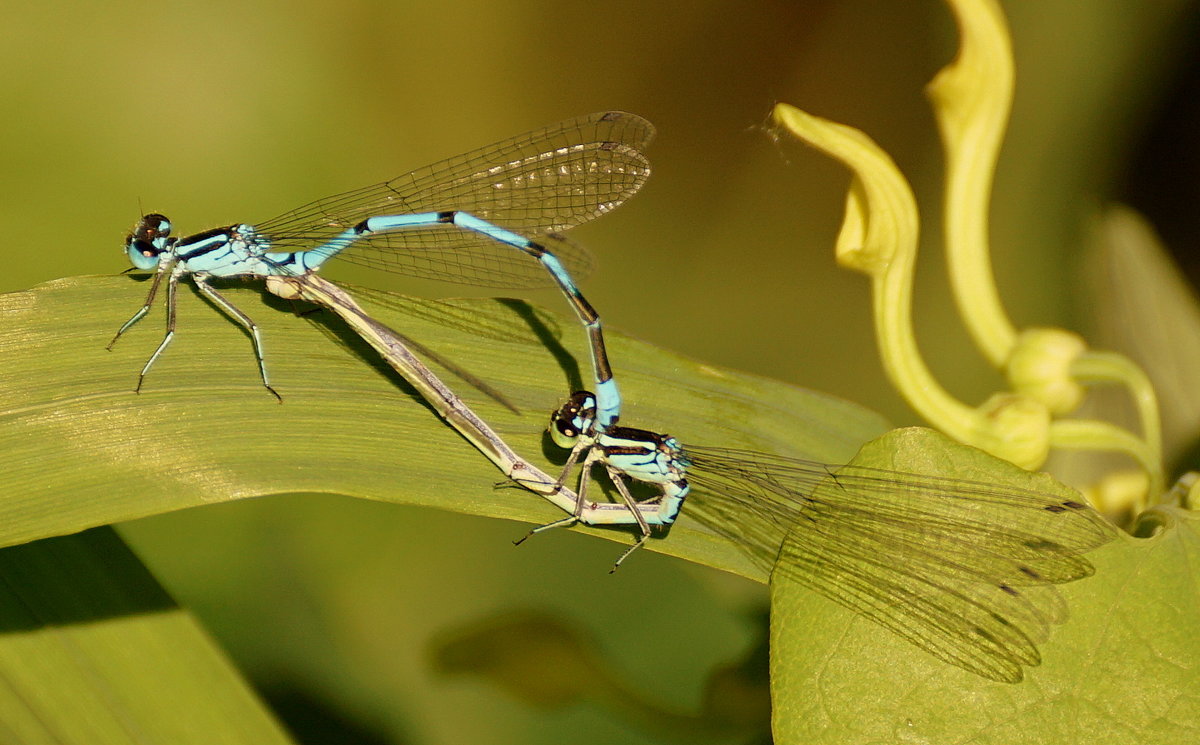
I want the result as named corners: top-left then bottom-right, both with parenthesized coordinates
top-left (494, 408), bottom-right (593, 496)
top-left (553, 437), bottom-right (590, 492)
top-left (603, 463), bottom-right (653, 573)
top-left (512, 514), bottom-right (581, 547)
top-left (133, 265), bottom-right (183, 393)
top-left (513, 441), bottom-right (596, 546)
top-left (192, 276), bottom-right (282, 402)
top-left (108, 258), bottom-right (171, 351)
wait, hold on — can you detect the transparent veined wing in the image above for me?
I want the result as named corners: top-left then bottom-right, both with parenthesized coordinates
top-left (680, 446), bottom-right (1115, 682)
top-left (256, 111), bottom-right (654, 288)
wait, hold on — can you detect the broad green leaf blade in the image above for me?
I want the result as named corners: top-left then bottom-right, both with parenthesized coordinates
top-left (0, 527), bottom-right (293, 745)
top-left (121, 493), bottom-right (774, 745)
top-left (0, 275), bottom-right (888, 580)
top-left (770, 429), bottom-right (1197, 745)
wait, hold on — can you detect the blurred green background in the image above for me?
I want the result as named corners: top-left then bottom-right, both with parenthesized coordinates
top-left (2, 1), bottom-right (1198, 742)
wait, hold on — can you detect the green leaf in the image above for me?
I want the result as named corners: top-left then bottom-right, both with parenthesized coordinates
top-left (770, 429), bottom-right (1199, 745)
top-left (7, 276), bottom-right (1193, 745)
top-left (0, 275), bottom-right (887, 580)
top-left (0, 527), bottom-right (293, 744)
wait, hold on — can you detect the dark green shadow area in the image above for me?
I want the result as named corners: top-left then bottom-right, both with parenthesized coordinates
top-left (0, 527), bottom-right (176, 633)
top-left (0, 526), bottom-right (294, 744)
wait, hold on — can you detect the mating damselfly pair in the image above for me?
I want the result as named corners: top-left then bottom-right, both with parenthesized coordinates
top-left (109, 111), bottom-right (1113, 682)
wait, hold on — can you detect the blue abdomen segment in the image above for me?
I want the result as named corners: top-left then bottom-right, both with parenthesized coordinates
top-left (294, 209), bottom-right (622, 429)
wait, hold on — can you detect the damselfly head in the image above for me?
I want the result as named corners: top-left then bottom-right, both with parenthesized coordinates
top-left (548, 391), bottom-right (597, 449)
top-left (124, 213), bottom-right (173, 270)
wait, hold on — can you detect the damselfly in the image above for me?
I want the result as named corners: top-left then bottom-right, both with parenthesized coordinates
top-left (532, 391), bottom-right (1115, 683)
top-left (111, 111), bottom-right (652, 430)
